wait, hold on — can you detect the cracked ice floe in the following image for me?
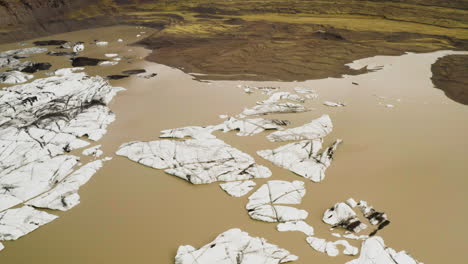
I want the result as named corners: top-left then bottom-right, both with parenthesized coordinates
top-left (306, 236), bottom-right (358, 257)
top-left (82, 145), bottom-right (103, 157)
top-left (47, 67), bottom-right (84, 76)
top-left (243, 102), bottom-right (309, 116)
top-left (220, 180), bottom-right (256, 197)
top-left (257, 139), bottom-right (342, 182)
top-left (0, 206), bottom-right (57, 241)
top-left (277, 221), bottom-right (314, 236)
top-left (0, 71), bottom-right (123, 211)
top-left (0, 47), bottom-right (48, 59)
top-left (246, 180), bottom-right (308, 223)
top-left (116, 138), bottom-right (271, 184)
top-left (322, 202), bottom-right (367, 233)
top-left (323, 101), bottom-right (346, 107)
top-left (0, 155), bottom-right (79, 211)
top-left (259, 92), bottom-right (305, 104)
top-left (160, 117), bottom-right (288, 139)
top-left (0, 71), bottom-right (122, 128)
top-left (222, 118), bottom-right (289, 136)
top-left (267, 114), bottom-right (332, 142)
top-left (175, 228), bottom-right (298, 264)
top-left (346, 236), bottom-right (423, 264)
top-left (26, 160), bottom-right (105, 211)
top-left (357, 200), bottom-right (390, 236)
top-left (0, 71), bottom-right (34, 84)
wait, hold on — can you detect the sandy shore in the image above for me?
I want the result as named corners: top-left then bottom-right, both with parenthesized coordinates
top-left (0, 26), bottom-right (467, 263)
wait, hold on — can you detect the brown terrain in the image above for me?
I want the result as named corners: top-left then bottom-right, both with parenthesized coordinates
top-left (0, 0), bottom-right (467, 96)
top-left (431, 55), bottom-right (468, 105)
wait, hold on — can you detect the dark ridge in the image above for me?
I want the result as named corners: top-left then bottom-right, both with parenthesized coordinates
top-left (122, 69), bottom-right (146, 75)
top-left (33, 40), bottom-right (68, 46)
top-left (21, 62), bottom-right (52, 73)
top-left (71, 57), bottom-right (104, 67)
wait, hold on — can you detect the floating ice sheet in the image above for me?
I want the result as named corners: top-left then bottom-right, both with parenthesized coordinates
top-left (26, 160), bottom-right (105, 211)
top-left (246, 180), bottom-right (307, 222)
top-left (346, 236), bottom-right (423, 264)
top-left (0, 206), bottom-right (57, 241)
top-left (267, 115), bottom-right (332, 142)
top-left (117, 138), bottom-right (271, 184)
top-left (306, 236), bottom-right (358, 257)
top-left (243, 102), bottom-right (309, 116)
top-left (220, 180), bottom-right (256, 197)
top-left (175, 228), bottom-right (298, 264)
top-left (323, 202), bottom-right (367, 233)
top-left (257, 139), bottom-right (342, 182)
top-left (0, 71), bottom-right (33, 84)
top-left (277, 221), bottom-right (314, 236)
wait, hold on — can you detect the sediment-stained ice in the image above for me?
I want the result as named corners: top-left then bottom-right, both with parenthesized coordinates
top-left (26, 160), bottom-right (105, 211)
top-left (277, 221), bottom-right (314, 236)
top-left (346, 236), bottom-right (423, 264)
top-left (175, 228), bottom-right (298, 264)
top-left (220, 180), bottom-right (256, 197)
top-left (323, 101), bottom-right (346, 107)
top-left (267, 114), bottom-right (332, 142)
top-left (0, 71), bottom-right (34, 84)
top-left (260, 92), bottom-right (305, 104)
top-left (0, 206), bottom-right (57, 241)
top-left (306, 236), bottom-right (358, 257)
top-left (82, 145), bottom-right (103, 157)
top-left (0, 71), bottom-right (123, 211)
top-left (0, 47), bottom-right (48, 59)
top-left (0, 155), bottom-right (79, 211)
top-left (294, 87), bottom-right (316, 94)
top-left (257, 139), bottom-right (342, 182)
top-left (246, 180), bottom-right (308, 222)
top-left (322, 202), bottom-right (367, 233)
top-left (243, 102), bottom-right (309, 116)
top-left (117, 138), bottom-right (271, 184)
top-left (160, 117), bottom-right (288, 139)
top-left (357, 200), bottom-right (390, 235)
top-left (222, 118), bottom-right (289, 136)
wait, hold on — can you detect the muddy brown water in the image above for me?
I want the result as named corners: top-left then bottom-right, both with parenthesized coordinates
top-left (0, 26), bottom-right (467, 263)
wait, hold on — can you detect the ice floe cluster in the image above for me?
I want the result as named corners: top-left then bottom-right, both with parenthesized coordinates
top-left (0, 43), bottom-right (126, 251)
top-left (258, 115), bottom-right (342, 182)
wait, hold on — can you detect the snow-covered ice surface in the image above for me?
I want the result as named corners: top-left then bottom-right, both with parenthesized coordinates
top-left (26, 160), bottom-right (106, 211)
top-left (0, 68), bottom-right (123, 250)
top-left (0, 206), bottom-right (57, 241)
top-left (82, 145), bottom-right (103, 157)
top-left (266, 114), bottom-right (332, 142)
top-left (346, 236), bottom-right (423, 264)
top-left (160, 117), bottom-right (289, 139)
top-left (220, 180), bottom-right (256, 197)
top-left (116, 138), bottom-right (271, 184)
top-left (323, 101), bottom-right (346, 107)
top-left (306, 236), bottom-right (359, 257)
top-left (246, 180), bottom-right (308, 222)
top-left (243, 102), bottom-right (309, 116)
top-left (258, 139), bottom-right (342, 182)
top-left (277, 221), bottom-right (314, 236)
top-left (0, 71), bottom-right (34, 84)
top-left (175, 228), bottom-right (298, 264)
